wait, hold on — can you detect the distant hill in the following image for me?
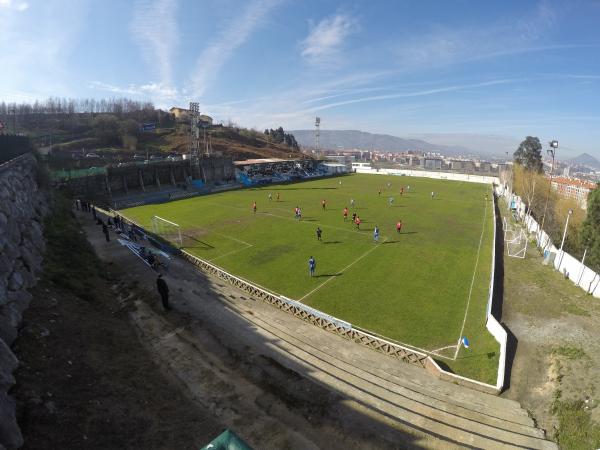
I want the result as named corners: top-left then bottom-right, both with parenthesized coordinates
top-left (568, 153), bottom-right (600, 169)
top-left (291, 129), bottom-right (478, 155)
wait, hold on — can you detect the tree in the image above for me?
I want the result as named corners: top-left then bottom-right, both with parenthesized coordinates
top-left (92, 114), bottom-right (121, 145)
top-left (581, 184), bottom-right (600, 272)
top-left (514, 136), bottom-right (543, 172)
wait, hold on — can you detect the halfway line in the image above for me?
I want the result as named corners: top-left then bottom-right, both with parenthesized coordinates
top-left (299, 237), bottom-right (388, 301)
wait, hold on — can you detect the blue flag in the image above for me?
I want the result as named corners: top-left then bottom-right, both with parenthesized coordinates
top-left (461, 336), bottom-right (470, 349)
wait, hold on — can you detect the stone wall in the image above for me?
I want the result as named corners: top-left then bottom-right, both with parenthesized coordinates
top-left (0, 153), bottom-right (47, 450)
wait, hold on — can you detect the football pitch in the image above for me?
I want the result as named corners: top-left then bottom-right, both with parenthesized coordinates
top-left (122, 174), bottom-right (499, 382)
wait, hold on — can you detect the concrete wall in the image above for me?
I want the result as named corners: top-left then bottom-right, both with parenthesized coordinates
top-left (355, 167), bottom-right (499, 185)
top-left (0, 153), bottom-right (48, 449)
top-left (505, 190), bottom-right (600, 298)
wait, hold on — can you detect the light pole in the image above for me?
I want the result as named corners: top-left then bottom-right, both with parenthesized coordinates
top-left (538, 140), bottom-right (558, 248)
top-left (10, 108), bottom-right (16, 134)
top-left (557, 208), bottom-right (573, 271)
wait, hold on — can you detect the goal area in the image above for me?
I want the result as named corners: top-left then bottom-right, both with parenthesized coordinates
top-left (151, 215), bottom-right (183, 248)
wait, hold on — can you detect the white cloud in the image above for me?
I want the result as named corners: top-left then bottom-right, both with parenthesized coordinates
top-left (0, 0), bottom-right (29, 11)
top-left (390, 3), bottom-right (561, 69)
top-left (89, 81), bottom-right (178, 101)
top-left (130, 0), bottom-right (178, 86)
top-left (301, 13), bottom-right (357, 64)
top-left (0, 1), bottom-right (89, 100)
top-left (190, 0), bottom-right (281, 98)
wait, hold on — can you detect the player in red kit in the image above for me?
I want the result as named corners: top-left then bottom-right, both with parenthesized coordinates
top-left (343, 207), bottom-right (348, 221)
top-left (396, 220), bottom-right (402, 233)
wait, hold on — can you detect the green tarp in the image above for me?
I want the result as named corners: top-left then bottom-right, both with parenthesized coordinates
top-left (51, 166), bottom-right (107, 180)
top-left (200, 429), bottom-right (252, 450)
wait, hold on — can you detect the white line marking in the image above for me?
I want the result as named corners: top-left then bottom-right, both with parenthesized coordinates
top-left (209, 244), bottom-right (254, 262)
top-left (299, 238), bottom-right (388, 301)
top-left (453, 196), bottom-right (489, 360)
top-left (430, 344), bottom-right (458, 353)
top-left (214, 232), bottom-right (252, 247)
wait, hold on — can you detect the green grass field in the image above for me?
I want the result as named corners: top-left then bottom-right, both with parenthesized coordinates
top-left (122, 174), bottom-right (499, 383)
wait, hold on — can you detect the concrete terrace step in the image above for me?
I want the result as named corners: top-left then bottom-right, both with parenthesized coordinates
top-left (207, 282), bottom-right (530, 425)
top-left (260, 314), bottom-right (540, 434)
top-left (267, 313), bottom-right (531, 425)
top-left (219, 299), bottom-right (556, 449)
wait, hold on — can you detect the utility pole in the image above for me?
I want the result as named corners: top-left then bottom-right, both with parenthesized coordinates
top-left (557, 208), bottom-right (573, 271)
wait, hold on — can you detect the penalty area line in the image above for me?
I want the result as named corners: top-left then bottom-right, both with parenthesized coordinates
top-left (209, 244), bottom-right (254, 262)
top-left (299, 238), bottom-right (388, 302)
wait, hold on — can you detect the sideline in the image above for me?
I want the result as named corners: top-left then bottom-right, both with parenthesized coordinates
top-left (454, 198), bottom-right (489, 360)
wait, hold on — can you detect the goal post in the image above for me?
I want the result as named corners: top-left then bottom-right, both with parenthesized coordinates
top-left (506, 228), bottom-right (528, 258)
top-left (151, 215), bottom-right (183, 248)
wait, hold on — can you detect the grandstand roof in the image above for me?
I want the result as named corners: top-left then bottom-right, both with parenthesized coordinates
top-left (234, 158), bottom-right (289, 166)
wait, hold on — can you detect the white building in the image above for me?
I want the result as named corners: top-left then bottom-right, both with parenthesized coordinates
top-left (550, 176), bottom-right (597, 209)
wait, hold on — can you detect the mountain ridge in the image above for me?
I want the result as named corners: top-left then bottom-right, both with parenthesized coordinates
top-left (291, 129), bottom-right (485, 157)
top-left (567, 152), bottom-right (600, 169)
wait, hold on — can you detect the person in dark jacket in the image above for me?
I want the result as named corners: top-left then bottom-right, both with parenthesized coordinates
top-left (156, 275), bottom-right (170, 311)
top-left (101, 222), bottom-right (110, 242)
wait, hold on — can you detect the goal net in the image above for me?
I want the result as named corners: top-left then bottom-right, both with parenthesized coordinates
top-left (151, 216), bottom-right (182, 248)
top-left (506, 228), bottom-right (528, 258)
top-left (502, 217), bottom-right (514, 241)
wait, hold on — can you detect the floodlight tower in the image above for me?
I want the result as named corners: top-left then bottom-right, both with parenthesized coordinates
top-left (538, 139), bottom-right (558, 248)
top-left (314, 117), bottom-right (321, 155)
top-left (189, 102), bottom-right (200, 165)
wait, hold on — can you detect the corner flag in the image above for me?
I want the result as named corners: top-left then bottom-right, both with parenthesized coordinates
top-left (461, 336), bottom-right (470, 349)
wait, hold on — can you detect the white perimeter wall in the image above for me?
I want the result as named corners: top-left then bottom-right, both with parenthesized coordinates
top-left (355, 167), bottom-right (499, 185)
top-left (504, 188), bottom-right (600, 298)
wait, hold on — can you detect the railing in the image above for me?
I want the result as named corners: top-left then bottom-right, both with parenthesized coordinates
top-left (179, 249), bottom-right (430, 368)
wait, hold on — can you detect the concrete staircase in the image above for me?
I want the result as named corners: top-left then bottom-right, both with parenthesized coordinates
top-left (194, 280), bottom-right (558, 449)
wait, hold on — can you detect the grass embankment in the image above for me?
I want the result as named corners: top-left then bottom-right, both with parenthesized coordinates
top-left (14, 193), bottom-right (224, 448)
top-left (123, 174), bottom-right (499, 383)
top-left (43, 195), bottom-right (106, 300)
top-left (500, 199), bottom-right (600, 448)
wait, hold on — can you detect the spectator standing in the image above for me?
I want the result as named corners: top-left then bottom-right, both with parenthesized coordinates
top-left (156, 275), bottom-right (171, 311)
top-left (101, 222), bottom-right (110, 242)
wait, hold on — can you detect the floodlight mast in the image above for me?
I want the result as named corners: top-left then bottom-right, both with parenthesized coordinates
top-left (538, 139), bottom-right (558, 248)
top-left (314, 117), bottom-right (320, 155)
top-left (189, 102), bottom-right (200, 166)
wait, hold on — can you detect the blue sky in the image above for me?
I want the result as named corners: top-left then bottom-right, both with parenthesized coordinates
top-left (1, 0), bottom-right (600, 158)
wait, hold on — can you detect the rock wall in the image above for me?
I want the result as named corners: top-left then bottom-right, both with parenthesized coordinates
top-left (0, 153), bottom-right (47, 450)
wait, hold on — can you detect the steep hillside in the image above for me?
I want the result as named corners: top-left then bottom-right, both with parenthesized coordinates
top-left (3, 109), bottom-right (304, 168)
